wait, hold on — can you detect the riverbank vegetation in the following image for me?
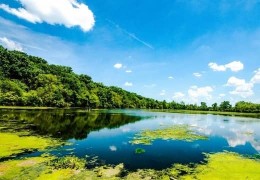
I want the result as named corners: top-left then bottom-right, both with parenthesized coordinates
top-left (0, 46), bottom-right (260, 113)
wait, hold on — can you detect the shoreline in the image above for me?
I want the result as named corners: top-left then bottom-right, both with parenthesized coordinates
top-left (0, 106), bottom-right (259, 118)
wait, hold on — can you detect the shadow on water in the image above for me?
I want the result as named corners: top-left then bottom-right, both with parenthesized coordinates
top-left (0, 109), bottom-right (143, 140)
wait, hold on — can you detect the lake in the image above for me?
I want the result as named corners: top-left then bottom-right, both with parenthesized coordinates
top-left (0, 109), bottom-right (259, 171)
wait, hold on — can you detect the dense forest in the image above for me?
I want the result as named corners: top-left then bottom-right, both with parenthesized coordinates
top-left (0, 45), bottom-right (259, 113)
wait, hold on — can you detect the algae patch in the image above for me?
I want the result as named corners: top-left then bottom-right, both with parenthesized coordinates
top-left (0, 152), bottom-right (259, 179)
top-left (48, 156), bottom-right (86, 170)
top-left (135, 148), bottom-right (146, 154)
top-left (0, 156), bottom-right (123, 180)
top-left (0, 156), bottom-right (54, 179)
top-left (125, 152), bottom-right (260, 179)
top-left (0, 132), bottom-right (62, 158)
top-left (180, 152), bottom-right (260, 179)
top-left (130, 125), bottom-right (207, 145)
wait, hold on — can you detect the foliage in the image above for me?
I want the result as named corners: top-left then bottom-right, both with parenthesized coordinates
top-left (0, 45), bottom-right (259, 113)
top-left (0, 45), bottom-right (161, 109)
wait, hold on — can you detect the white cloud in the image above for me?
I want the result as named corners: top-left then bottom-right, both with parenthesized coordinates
top-left (0, 37), bottom-right (23, 51)
top-left (0, 0), bottom-right (95, 32)
top-left (188, 86), bottom-right (213, 100)
top-left (109, 145), bottom-right (117, 151)
top-left (124, 82), bottom-right (133, 87)
top-left (168, 76), bottom-right (174, 79)
top-left (226, 76), bottom-right (254, 98)
top-left (159, 90), bottom-right (166, 96)
top-left (208, 62), bottom-right (226, 71)
top-left (172, 92), bottom-right (185, 99)
top-left (251, 68), bottom-right (260, 84)
top-left (226, 76), bottom-right (246, 86)
top-left (225, 61), bottom-right (244, 72)
top-left (193, 72), bottom-right (202, 77)
top-left (208, 61), bottom-right (244, 72)
top-left (229, 84), bottom-right (254, 98)
top-left (219, 93), bottom-right (226, 97)
top-left (125, 70), bottom-right (132, 73)
top-left (114, 63), bottom-right (123, 69)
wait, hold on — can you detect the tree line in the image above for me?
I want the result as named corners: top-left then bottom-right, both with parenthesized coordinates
top-left (0, 45), bottom-right (259, 113)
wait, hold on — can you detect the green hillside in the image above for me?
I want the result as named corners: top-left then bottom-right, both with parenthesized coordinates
top-left (0, 45), bottom-right (162, 108)
top-left (0, 45), bottom-right (259, 113)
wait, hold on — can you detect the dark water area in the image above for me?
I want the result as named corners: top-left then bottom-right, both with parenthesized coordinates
top-left (0, 109), bottom-right (259, 170)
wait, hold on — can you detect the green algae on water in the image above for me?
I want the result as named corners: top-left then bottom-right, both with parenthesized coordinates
top-left (0, 156), bottom-right (54, 179)
top-left (0, 132), bottom-right (63, 158)
top-left (180, 152), bottom-right (260, 179)
top-left (0, 155), bottom-right (123, 180)
top-left (135, 148), bottom-right (146, 154)
top-left (0, 152), bottom-right (259, 180)
top-left (124, 152), bottom-right (260, 180)
top-left (130, 125), bottom-right (207, 145)
top-left (48, 156), bottom-right (86, 170)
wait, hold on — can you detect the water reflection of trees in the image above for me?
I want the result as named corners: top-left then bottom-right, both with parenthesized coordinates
top-left (0, 109), bottom-right (142, 140)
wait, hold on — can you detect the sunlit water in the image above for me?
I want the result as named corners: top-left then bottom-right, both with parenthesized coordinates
top-left (0, 109), bottom-right (259, 170)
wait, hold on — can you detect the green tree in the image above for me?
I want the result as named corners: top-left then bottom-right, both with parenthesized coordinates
top-left (200, 102), bottom-right (208, 110)
top-left (211, 103), bottom-right (218, 111)
top-left (219, 101), bottom-right (232, 111)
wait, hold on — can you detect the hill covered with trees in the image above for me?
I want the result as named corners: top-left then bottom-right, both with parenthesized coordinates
top-left (0, 45), bottom-right (259, 113)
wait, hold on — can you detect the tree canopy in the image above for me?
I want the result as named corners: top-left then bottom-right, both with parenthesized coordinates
top-left (0, 45), bottom-right (259, 113)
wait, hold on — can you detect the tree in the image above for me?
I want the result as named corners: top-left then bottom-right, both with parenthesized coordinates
top-left (219, 101), bottom-right (232, 111)
top-left (1, 45), bottom-right (259, 112)
top-left (212, 103), bottom-right (218, 111)
top-left (0, 79), bottom-right (26, 105)
top-left (200, 102), bottom-right (208, 111)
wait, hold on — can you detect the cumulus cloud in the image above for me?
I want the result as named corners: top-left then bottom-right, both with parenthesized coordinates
top-left (208, 61), bottom-right (244, 72)
top-left (193, 72), bottom-right (202, 77)
top-left (159, 90), bottom-right (166, 96)
top-left (125, 70), bottom-right (132, 73)
top-left (208, 62), bottom-right (226, 71)
top-left (226, 76), bottom-right (246, 86)
top-left (168, 76), bottom-right (174, 79)
top-left (0, 37), bottom-right (23, 51)
top-left (172, 92), bottom-right (185, 99)
top-left (225, 61), bottom-right (244, 72)
top-left (0, 0), bottom-right (95, 32)
top-left (251, 68), bottom-right (260, 84)
top-left (188, 86), bottom-right (213, 100)
top-left (229, 85), bottom-right (254, 98)
top-left (114, 63), bottom-right (123, 69)
top-left (124, 82), bottom-right (133, 87)
top-left (226, 76), bottom-right (254, 98)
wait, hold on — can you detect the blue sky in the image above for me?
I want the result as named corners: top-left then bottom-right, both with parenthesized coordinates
top-left (0, 0), bottom-right (260, 104)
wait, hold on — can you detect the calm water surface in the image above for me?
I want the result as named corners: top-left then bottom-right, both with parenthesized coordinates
top-left (0, 109), bottom-right (259, 170)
